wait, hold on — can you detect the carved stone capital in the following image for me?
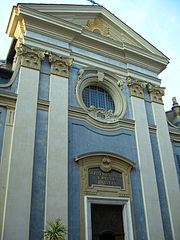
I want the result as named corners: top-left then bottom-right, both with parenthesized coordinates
top-left (147, 83), bottom-right (165, 104)
top-left (127, 77), bottom-right (146, 99)
top-left (49, 53), bottom-right (73, 77)
top-left (15, 44), bottom-right (45, 70)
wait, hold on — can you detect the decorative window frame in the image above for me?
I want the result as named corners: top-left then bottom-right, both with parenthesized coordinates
top-left (76, 68), bottom-right (126, 124)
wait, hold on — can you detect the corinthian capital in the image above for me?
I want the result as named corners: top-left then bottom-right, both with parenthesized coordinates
top-left (127, 76), bottom-right (146, 99)
top-left (15, 44), bottom-right (45, 70)
top-left (147, 83), bottom-right (165, 104)
top-left (49, 53), bottom-right (73, 77)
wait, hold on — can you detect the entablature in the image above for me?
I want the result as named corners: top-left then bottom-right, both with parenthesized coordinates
top-left (6, 3), bottom-right (169, 76)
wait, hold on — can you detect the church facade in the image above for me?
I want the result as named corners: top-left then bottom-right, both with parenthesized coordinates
top-left (0, 4), bottom-right (179, 240)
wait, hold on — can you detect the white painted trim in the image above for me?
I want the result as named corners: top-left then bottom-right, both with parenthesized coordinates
top-left (84, 195), bottom-right (134, 240)
top-left (2, 67), bottom-right (39, 240)
top-left (45, 74), bottom-right (68, 233)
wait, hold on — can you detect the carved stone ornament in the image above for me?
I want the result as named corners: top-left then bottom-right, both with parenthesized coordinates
top-left (100, 157), bottom-right (112, 172)
top-left (49, 53), bottom-right (73, 77)
top-left (127, 77), bottom-right (146, 99)
top-left (85, 17), bottom-right (109, 37)
top-left (147, 83), bottom-right (165, 104)
top-left (15, 44), bottom-right (45, 70)
top-left (88, 105), bottom-right (118, 122)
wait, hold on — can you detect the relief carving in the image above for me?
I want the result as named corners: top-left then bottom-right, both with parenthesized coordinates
top-left (127, 76), bottom-right (146, 99)
top-left (100, 157), bottom-right (112, 172)
top-left (88, 105), bottom-right (118, 122)
top-left (15, 44), bottom-right (45, 70)
top-left (85, 17), bottom-right (109, 37)
top-left (49, 53), bottom-right (73, 77)
top-left (147, 83), bottom-right (165, 104)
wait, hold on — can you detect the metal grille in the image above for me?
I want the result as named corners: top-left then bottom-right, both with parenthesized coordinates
top-left (82, 86), bottom-right (115, 111)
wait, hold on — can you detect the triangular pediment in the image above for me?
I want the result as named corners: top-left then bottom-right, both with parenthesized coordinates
top-left (11, 4), bottom-right (168, 60)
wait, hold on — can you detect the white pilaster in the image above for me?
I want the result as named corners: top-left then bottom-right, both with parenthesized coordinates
top-left (152, 102), bottom-right (180, 239)
top-left (2, 45), bottom-right (44, 240)
top-left (45, 54), bottom-right (72, 233)
top-left (3, 67), bottom-right (39, 240)
top-left (128, 78), bottom-right (165, 239)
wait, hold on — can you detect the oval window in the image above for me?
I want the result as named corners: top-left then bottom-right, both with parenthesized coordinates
top-left (82, 86), bottom-right (115, 112)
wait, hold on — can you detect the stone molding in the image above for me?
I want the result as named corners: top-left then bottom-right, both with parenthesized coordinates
top-left (15, 44), bottom-right (45, 70)
top-left (127, 76), bottom-right (146, 99)
top-left (85, 17), bottom-right (109, 37)
top-left (14, 19), bottom-right (26, 45)
top-left (49, 53), bottom-right (73, 77)
top-left (147, 83), bottom-right (165, 104)
top-left (68, 106), bottom-right (135, 131)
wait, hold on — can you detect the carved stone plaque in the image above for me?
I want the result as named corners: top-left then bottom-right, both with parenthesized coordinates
top-left (88, 167), bottom-right (123, 188)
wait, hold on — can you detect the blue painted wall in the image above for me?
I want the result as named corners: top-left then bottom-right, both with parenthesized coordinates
top-left (38, 56), bottom-right (50, 101)
top-left (150, 133), bottom-right (173, 240)
top-left (29, 109), bottom-right (48, 240)
top-left (144, 90), bottom-right (154, 125)
top-left (172, 141), bottom-right (180, 185)
top-left (68, 117), bottom-right (147, 240)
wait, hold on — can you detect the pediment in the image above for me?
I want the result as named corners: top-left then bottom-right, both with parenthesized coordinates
top-left (12, 4), bottom-right (168, 59)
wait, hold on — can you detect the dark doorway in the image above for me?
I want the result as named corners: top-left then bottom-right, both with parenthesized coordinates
top-left (91, 204), bottom-right (125, 240)
top-left (99, 231), bottom-right (115, 240)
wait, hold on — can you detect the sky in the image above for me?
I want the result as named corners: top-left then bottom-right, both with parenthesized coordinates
top-left (0, 0), bottom-right (179, 110)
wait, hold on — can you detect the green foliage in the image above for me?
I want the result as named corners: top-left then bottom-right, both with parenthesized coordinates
top-left (44, 218), bottom-right (67, 240)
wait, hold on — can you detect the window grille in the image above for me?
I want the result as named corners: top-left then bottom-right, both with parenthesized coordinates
top-left (82, 86), bottom-right (115, 112)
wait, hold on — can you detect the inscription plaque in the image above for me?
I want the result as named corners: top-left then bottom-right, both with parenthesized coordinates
top-left (88, 167), bottom-right (123, 188)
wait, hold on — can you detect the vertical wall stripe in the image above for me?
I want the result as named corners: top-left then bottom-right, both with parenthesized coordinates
top-left (0, 108), bottom-right (12, 238)
top-left (152, 102), bottom-right (180, 239)
top-left (29, 110), bottom-right (48, 240)
top-left (68, 119), bottom-right (81, 240)
top-left (0, 107), bottom-right (7, 162)
top-left (150, 133), bottom-right (173, 240)
top-left (2, 67), bottom-right (39, 240)
top-left (130, 161), bottom-right (148, 240)
top-left (131, 96), bottom-right (164, 239)
top-left (45, 74), bottom-right (68, 229)
top-left (38, 56), bottom-right (50, 101)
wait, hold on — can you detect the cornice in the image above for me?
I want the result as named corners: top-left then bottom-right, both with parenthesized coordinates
top-left (7, 4), bottom-right (169, 74)
top-left (37, 99), bottom-right (49, 111)
top-left (127, 68), bottom-right (160, 85)
top-left (23, 35), bottom-right (72, 57)
top-left (169, 131), bottom-right (180, 142)
top-left (68, 106), bottom-right (135, 131)
top-left (18, 5), bottom-right (82, 34)
top-left (17, 4), bottom-right (168, 60)
top-left (149, 125), bottom-right (157, 133)
top-left (0, 91), bottom-right (17, 108)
